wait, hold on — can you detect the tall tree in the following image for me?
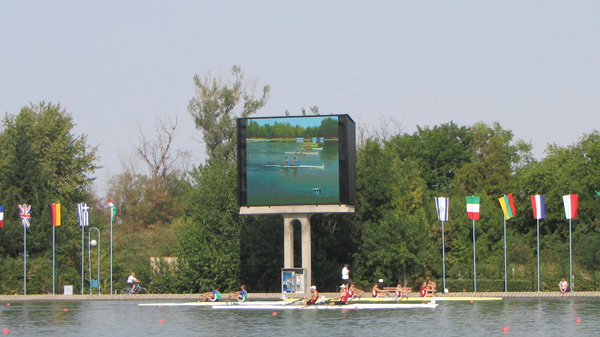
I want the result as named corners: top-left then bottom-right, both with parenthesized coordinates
top-left (168, 66), bottom-right (271, 292)
top-left (188, 65), bottom-right (270, 162)
top-left (0, 102), bottom-right (98, 293)
top-left (174, 159), bottom-right (241, 292)
top-left (108, 115), bottom-right (191, 229)
top-left (353, 139), bottom-right (430, 287)
top-left (386, 122), bottom-right (472, 192)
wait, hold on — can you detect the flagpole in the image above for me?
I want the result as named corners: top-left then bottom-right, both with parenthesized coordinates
top-left (536, 218), bottom-right (540, 292)
top-left (110, 214), bottom-right (113, 295)
top-left (504, 215), bottom-right (507, 292)
top-left (569, 218), bottom-right (573, 292)
top-left (441, 220), bottom-right (446, 292)
top-left (81, 226), bottom-right (84, 295)
top-left (23, 226), bottom-right (27, 295)
top-left (53, 225), bottom-right (55, 295)
top-left (472, 218), bottom-right (476, 293)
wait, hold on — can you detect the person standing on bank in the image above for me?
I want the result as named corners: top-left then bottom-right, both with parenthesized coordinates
top-left (341, 264), bottom-right (350, 289)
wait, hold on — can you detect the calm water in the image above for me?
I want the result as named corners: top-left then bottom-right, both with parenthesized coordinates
top-left (0, 298), bottom-right (598, 336)
top-left (246, 141), bottom-right (340, 205)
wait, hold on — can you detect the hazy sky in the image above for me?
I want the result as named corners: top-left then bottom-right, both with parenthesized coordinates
top-left (2, 1), bottom-right (598, 195)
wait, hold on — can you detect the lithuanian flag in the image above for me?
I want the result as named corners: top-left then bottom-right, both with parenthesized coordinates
top-left (498, 194), bottom-right (517, 220)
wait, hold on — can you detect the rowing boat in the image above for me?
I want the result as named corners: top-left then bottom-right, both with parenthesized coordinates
top-left (284, 151), bottom-right (320, 155)
top-left (262, 164), bottom-right (325, 169)
top-left (212, 302), bottom-right (438, 310)
top-left (340, 296), bottom-right (503, 302)
top-left (138, 301), bottom-right (283, 307)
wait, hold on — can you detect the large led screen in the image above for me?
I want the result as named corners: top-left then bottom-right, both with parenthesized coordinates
top-left (238, 115), bottom-right (355, 207)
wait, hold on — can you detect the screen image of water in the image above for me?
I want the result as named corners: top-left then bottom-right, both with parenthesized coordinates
top-left (246, 141), bottom-right (340, 206)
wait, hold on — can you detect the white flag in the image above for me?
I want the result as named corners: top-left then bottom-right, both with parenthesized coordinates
top-left (435, 197), bottom-right (449, 222)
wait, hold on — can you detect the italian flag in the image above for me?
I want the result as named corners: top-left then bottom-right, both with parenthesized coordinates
top-left (107, 200), bottom-right (117, 222)
top-left (466, 196), bottom-right (480, 220)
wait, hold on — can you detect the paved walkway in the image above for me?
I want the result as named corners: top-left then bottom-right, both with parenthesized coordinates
top-left (0, 291), bottom-right (598, 302)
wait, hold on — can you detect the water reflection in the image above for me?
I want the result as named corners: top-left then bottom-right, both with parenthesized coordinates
top-left (0, 299), bottom-right (599, 336)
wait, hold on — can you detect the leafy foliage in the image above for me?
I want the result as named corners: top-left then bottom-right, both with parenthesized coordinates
top-left (188, 65), bottom-right (270, 162)
top-left (0, 102), bottom-right (98, 294)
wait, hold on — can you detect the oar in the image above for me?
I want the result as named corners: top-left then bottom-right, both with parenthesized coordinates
top-left (285, 298), bottom-right (305, 305)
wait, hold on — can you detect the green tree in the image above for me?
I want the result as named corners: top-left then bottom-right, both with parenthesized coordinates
top-left (386, 122), bottom-right (473, 192)
top-left (353, 139), bottom-right (430, 288)
top-left (174, 159), bottom-right (241, 292)
top-left (188, 65), bottom-right (270, 162)
top-left (0, 102), bottom-right (98, 293)
top-left (169, 66), bottom-right (272, 293)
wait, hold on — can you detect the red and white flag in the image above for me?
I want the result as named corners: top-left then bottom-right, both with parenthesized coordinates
top-left (562, 194), bottom-right (578, 219)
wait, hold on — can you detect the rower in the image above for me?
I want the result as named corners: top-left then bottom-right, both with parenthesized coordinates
top-left (306, 285), bottom-right (319, 305)
top-left (203, 287), bottom-right (221, 302)
top-left (235, 284), bottom-right (248, 302)
top-left (334, 284), bottom-right (349, 305)
top-left (394, 283), bottom-right (407, 298)
top-left (348, 283), bottom-right (359, 299)
top-left (371, 283), bottom-right (385, 298)
top-left (420, 282), bottom-right (427, 297)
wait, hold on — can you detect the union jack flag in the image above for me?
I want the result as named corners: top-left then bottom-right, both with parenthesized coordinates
top-left (19, 204), bottom-right (31, 228)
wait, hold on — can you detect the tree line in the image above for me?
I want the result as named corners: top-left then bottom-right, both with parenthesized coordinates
top-left (1, 66), bottom-right (599, 295)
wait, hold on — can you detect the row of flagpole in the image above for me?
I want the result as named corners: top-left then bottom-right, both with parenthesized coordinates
top-left (435, 193), bottom-right (581, 292)
top-left (0, 201), bottom-right (116, 295)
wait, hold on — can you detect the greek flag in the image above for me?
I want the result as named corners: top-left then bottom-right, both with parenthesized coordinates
top-left (77, 203), bottom-right (90, 227)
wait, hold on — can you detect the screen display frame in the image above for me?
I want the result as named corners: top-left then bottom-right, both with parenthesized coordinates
top-left (237, 114), bottom-right (355, 208)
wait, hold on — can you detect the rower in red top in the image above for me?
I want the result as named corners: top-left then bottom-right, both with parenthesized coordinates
top-left (371, 283), bottom-right (385, 298)
top-left (348, 283), bottom-right (360, 299)
top-left (306, 285), bottom-right (319, 305)
top-left (420, 281), bottom-right (427, 297)
top-left (394, 283), bottom-right (407, 298)
top-left (335, 284), bottom-right (349, 305)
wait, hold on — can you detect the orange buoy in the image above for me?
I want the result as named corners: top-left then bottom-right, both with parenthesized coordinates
top-left (575, 318), bottom-right (581, 323)
top-left (502, 326), bottom-right (509, 332)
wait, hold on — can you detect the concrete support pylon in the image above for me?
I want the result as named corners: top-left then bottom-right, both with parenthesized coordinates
top-left (283, 213), bottom-right (313, 288)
